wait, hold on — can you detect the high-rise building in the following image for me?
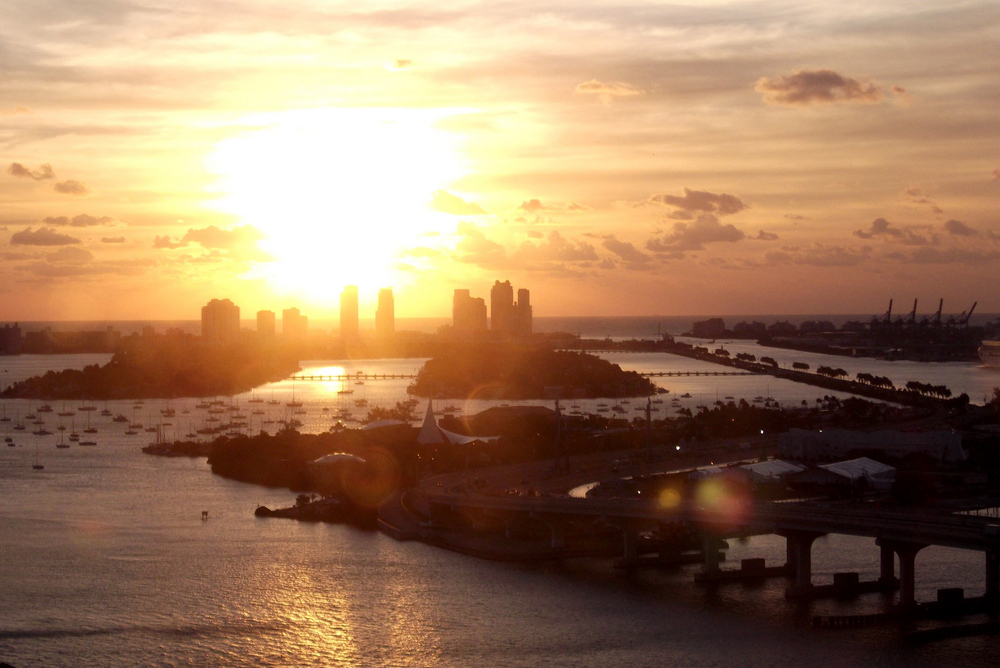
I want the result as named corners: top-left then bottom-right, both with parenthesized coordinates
top-left (0, 323), bottom-right (23, 355)
top-left (340, 285), bottom-right (359, 341)
top-left (490, 280), bottom-right (514, 333)
top-left (282, 307), bottom-right (308, 342)
top-left (201, 298), bottom-right (240, 343)
top-left (256, 310), bottom-right (276, 338)
top-left (452, 289), bottom-right (487, 336)
top-left (514, 288), bottom-right (532, 336)
top-left (375, 288), bottom-right (394, 338)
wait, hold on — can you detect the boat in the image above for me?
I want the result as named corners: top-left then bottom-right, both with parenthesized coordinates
top-left (0, 404), bottom-right (9, 422)
top-left (37, 404), bottom-right (53, 413)
top-left (113, 414), bottom-right (128, 423)
top-left (32, 429), bottom-right (53, 436)
top-left (32, 445), bottom-right (44, 470)
top-left (980, 340), bottom-right (1000, 368)
top-left (56, 431), bottom-right (69, 448)
top-left (680, 393), bottom-right (691, 398)
top-left (83, 412), bottom-right (97, 434)
top-left (79, 441), bottom-right (97, 446)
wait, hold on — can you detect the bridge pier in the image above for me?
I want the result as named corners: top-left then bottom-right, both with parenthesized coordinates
top-left (549, 521), bottom-right (566, 550)
top-left (879, 542), bottom-right (896, 587)
top-left (986, 551), bottom-right (999, 601)
top-left (780, 530), bottom-right (826, 594)
top-left (877, 539), bottom-right (928, 609)
top-left (702, 534), bottom-right (724, 575)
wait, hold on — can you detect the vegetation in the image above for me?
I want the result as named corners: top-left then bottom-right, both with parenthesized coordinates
top-left (408, 347), bottom-right (656, 399)
top-left (1, 333), bottom-right (300, 399)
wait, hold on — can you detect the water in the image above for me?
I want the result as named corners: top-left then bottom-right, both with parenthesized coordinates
top-left (1, 353), bottom-right (998, 666)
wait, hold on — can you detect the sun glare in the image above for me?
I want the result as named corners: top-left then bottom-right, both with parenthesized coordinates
top-left (206, 108), bottom-right (469, 307)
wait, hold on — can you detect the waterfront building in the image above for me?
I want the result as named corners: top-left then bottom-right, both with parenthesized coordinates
top-left (0, 323), bottom-right (22, 355)
top-left (257, 310), bottom-right (276, 338)
top-left (282, 307), bottom-right (308, 342)
top-left (340, 285), bottom-right (359, 341)
top-left (490, 280), bottom-right (514, 333)
top-left (200, 298), bottom-right (240, 343)
top-left (452, 289), bottom-right (487, 337)
top-left (779, 428), bottom-right (967, 463)
top-left (375, 288), bottom-right (395, 338)
top-left (490, 280), bottom-right (532, 336)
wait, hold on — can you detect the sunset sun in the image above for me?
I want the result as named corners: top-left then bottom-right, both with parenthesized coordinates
top-left (206, 107), bottom-right (470, 303)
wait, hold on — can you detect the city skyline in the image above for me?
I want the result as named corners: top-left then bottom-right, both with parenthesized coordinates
top-left (0, 1), bottom-right (997, 322)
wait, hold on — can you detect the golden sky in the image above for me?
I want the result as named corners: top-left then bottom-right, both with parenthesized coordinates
top-left (1, 0), bottom-right (997, 321)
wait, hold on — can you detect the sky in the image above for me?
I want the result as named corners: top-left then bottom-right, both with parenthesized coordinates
top-left (1, 0), bottom-right (998, 323)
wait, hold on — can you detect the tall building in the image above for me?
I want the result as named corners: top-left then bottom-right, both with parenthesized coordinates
top-left (452, 289), bottom-right (487, 336)
top-left (514, 288), bottom-right (532, 336)
top-left (340, 285), bottom-right (359, 341)
top-left (375, 288), bottom-right (394, 338)
top-left (201, 298), bottom-right (240, 343)
top-left (282, 307), bottom-right (308, 342)
top-left (490, 280), bottom-right (532, 336)
top-left (256, 310), bottom-right (275, 338)
top-left (0, 323), bottom-right (22, 355)
top-left (490, 280), bottom-right (514, 333)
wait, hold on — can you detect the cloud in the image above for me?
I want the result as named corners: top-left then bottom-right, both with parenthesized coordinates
top-left (526, 230), bottom-right (543, 239)
top-left (853, 217), bottom-right (932, 245)
top-left (386, 58), bottom-right (414, 71)
top-left (575, 79), bottom-right (645, 103)
top-left (992, 169), bottom-right (999, 181)
top-left (754, 230), bottom-right (779, 241)
top-left (784, 214), bottom-right (807, 221)
top-left (901, 187), bottom-right (943, 216)
top-left (46, 247), bottom-right (94, 263)
top-left (454, 222), bottom-right (505, 265)
top-left (755, 69), bottom-right (885, 106)
top-left (41, 214), bottom-right (114, 227)
top-left (153, 235), bottom-right (186, 249)
top-left (53, 180), bottom-right (89, 195)
top-left (1, 106), bottom-right (31, 115)
top-left (8, 162), bottom-right (54, 180)
top-left (602, 235), bottom-right (653, 269)
top-left (101, 236), bottom-right (126, 243)
top-left (650, 188), bottom-right (746, 215)
top-left (943, 219), bottom-right (979, 237)
top-left (401, 246), bottom-right (441, 257)
top-left (10, 227), bottom-right (81, 246)
top-left (646, 214), bottom-right (745, 253)
top-left (181, 225), bottom-right (263, 249)
top-left (519, 199), bottom-right (545, 212)
top-left (430, 190), bottom-right (487, 215)
top-left (517, 231), bottom-right (598, 263)
top-left (892, 247), bottom-right (996, 265)
top-left (765, 244), bottom-right (872, 267)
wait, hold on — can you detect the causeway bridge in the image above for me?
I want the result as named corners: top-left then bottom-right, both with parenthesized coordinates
top-left (290, 370), bottom-right (750, 382)
top-left (405, 470), bottom-right (1000, 609)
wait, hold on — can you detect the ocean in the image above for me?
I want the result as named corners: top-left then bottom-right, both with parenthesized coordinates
top-left (1, 345), bottom-right (999, 667)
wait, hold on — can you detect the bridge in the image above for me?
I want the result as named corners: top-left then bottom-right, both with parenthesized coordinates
top-left (400, 463), bottom-right (1000, 610)
top-left (290, 370), bottom-right (750, 382)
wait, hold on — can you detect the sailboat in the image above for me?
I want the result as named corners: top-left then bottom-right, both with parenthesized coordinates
top-left (83, 410), bottom-right (98, 434)
top-left (286, 383), bottom-right (303, 408)
top-left (0, 404), bottom-right (10, 422)
top-left (56, 430), bottom-right (70, 448)
top-left (32, 445), bottom-right (44, 470)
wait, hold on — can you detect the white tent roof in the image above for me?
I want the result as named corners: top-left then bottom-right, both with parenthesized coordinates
top-left (740, 459), bottom-right (806, 480)
top-left (312, 453), bottom-right (367, 466)
top-left (361, 419), bottom-right (407, 431)
top-left (417, 400), bottom-right (501, 446)
top-left (819, 457), bottom-right (895, 481)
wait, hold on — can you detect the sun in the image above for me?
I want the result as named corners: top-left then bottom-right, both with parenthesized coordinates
top-left (206, 107), bottom-right (469, 306)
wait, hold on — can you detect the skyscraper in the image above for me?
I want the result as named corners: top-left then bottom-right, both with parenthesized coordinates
top-left (201, 298), bottom-right (240, 343)
top-left (490, 280), bottom-right (514, 333)
top-left (256, 310), bottom-right (275, 338)
top-left (375, 288), bottom-right (394, 338)
top-left (282, 307), bottom-right (308, 342)
top-left (514, 288), bottom-right (532, 336)
top-left (453, 289), bottom-right (487, 337)
top-left (340, 285), bottom-right (359, 341)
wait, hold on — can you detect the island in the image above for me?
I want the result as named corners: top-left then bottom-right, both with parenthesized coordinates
top-left (1, 332), bottom-right (300, 399)
top-left (407, 346), bottom-right (657, 399)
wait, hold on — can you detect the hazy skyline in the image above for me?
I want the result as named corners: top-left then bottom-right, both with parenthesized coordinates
top-left (1, 0), bottom-right (997, 321)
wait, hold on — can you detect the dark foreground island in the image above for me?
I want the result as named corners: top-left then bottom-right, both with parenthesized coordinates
top-left (408, 346), bottom-right (657, 399)
top-left (1, 332), bottom-right (300, 399)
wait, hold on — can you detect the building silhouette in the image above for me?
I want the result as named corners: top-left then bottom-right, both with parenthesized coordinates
top-left (0, 323), bottom-right (22, 355)
top-left (340, 285), bottom-right (359, 341)
top-left (490, 280), bottom-right (532, 336)
top-left (375, 288), bottom-right (394, 338)
top-left (256, 310), bottom-right (275, 338)
top-left (282, 307), bottom-right (308, 342)
top-left (452, 289), bottom-right (487, 337)
top-left (201, 298), bottom-right (240, 343)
